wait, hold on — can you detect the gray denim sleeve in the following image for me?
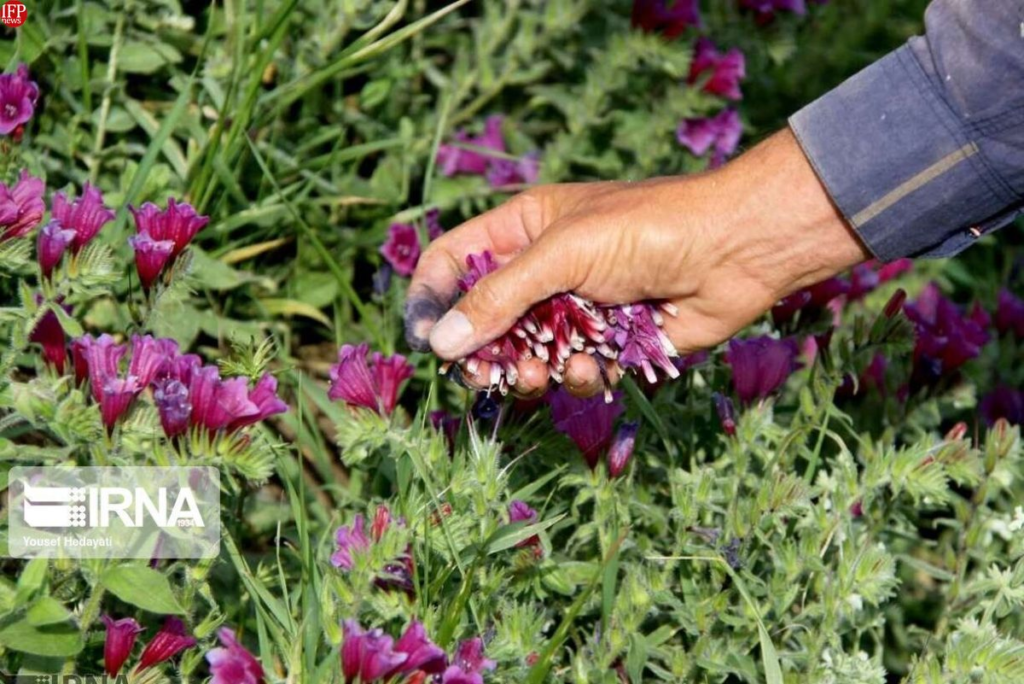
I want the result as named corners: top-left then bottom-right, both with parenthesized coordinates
top-left (788, 0), bottom-right (1024, 261)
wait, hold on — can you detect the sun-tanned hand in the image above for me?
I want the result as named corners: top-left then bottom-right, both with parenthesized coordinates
top-left (404, 128), bottom-right (870, 399)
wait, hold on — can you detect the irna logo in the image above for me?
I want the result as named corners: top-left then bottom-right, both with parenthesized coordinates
top-left (21, 481), bottom-right (205, 529)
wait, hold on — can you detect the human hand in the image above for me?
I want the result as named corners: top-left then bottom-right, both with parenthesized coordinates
top-left (405, 128), bottom-right (870, 398)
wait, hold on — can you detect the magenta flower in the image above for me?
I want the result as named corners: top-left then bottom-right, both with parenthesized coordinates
top-left (340, 620), bottom-right (408, 684)
top-left (100, 376), bottom-right (141, 435)
top-left (485, 152), bottom-right (540, 188)
top-left (381, 222), bottom-right (422, 277)
top-left (328, 344), bottom-right (414, 416)
top-left (227, 373), bottom-right (288, 431)
top-left (155, 379), bottom-right (192, 437)
top-left (739, 0), bottom-right (809, 21)
top-left (995, 289), bottom-right (1024, 339)
top-left (101, 615), bottom-right (144, 677)
top-left (605, 303), bottom-right (681, 384)
top-left (712, 392), bottom-right (737, 435)
top-left (0, 64), bottom-right (39, 135)
top-left (390, 621), bottom-right (446, 676)
top-left (30, 305), bottom-right (68, 374)
top-left (771, 277), bottom-right (849, 327)
top-left (79, 334), bottom-right (128, 402)
top-left (332, 514), bottom-right (371, 570)
top-left (129, 231), bottom-right (176, 291)
top-left (128, 335), bottom-right (176, 389)
top-left (437, 116), bottom-right (506, 177)
top-left (0, 170), bottom-right (45, 242)
top-left (442, 638), bottom-right (496, 684)
top-left (130, 198), bottom-right (209, 259)
top-left (980, 385), bottom-right (1024, 427)
top-left (138, 617), bottom-right (197, 671)
top-left (631, 0), bottom-right (701, 38)
top-left (189, 367), bottom-right (260, 432)
top-left (607, 421), bottom-right (639, 478)
top-left (876, 258), bottom-right (913, 282)
top-left (36, 220), bottom-right (75, 280)
top-left (905, 284), bottom-right (989, 391)
top-left (674, 350), bottom-right (710, 373)
top-left (508, 500), bottom-right (540, 548)
top-left (846, 258), bottom-right (912, 301)
top-left (549, 390), bottom-right (624, 469)
top-left (688, 38), bottom-right (745, 100)
top-left (724, 336), bottom-right (801, 405)
top-left (206, 628), bottom-right (265, 684)
top-left (51, 183), bottom-right (115, 253)
top-left (677, 109), bottom-right (742, 166)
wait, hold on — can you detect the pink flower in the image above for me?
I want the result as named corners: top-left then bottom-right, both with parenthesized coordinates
top-left (328, 344), bottom-right (414, 416)
top-left (0, 64), bottom-right (39, 135)
top-left (676, 109), bottom-right (742, 166)
top-left (441, 638), bottom-right (495, 684)
top-left (36, 220), bottom-right (75, 279)
top-left (79, 334), bottom-right (128, 402)
top-left (508, 500), bottom-right (540, 548)
top-left (437, 116), bottom-right (506, 177)
top-left (0, 170), bottom-right (45, 242)
top-left (607, 421), bottom-right (638, 478)
top-left (100, 376), bottom-right (142, 434)
top-left (189, 367), bottom-right (260, 432)
top-left (101, 615), bottom-right (144, 677)
top-left (129, 231), bottom-right (176, 291)
top-left (390, 621), bottom-right (446, 676)
top-left (688, 38), bottom-right (745, 101)
top-left (332, 514), bottom-right (371, 570)
top-left (381, 222), bottom-right (422, 277)
top-left (549, 390), bottom-right (625, 469)
top-left (128, 334), bottom-right (177, 388)
top-left (631, 0), bottom-right (701, 38)
top-left (227, 373), bottom-right (288, 431)
top-left (340, 620), bottom-right (408, 683)
top-left (485, 152), bottom-right (540, 188)
top-left (130, 198), bottom-right (209, 259)
top-left (51, 182), bottom-right (115, 253)
top-left (138, 617), bottom-right (197, 671)
top-left (206, 628), bottom-right (265, 684)
top-left (725, 336), bottom-right (801, 405)
top-left (29, 304), bottom-right (69, 374)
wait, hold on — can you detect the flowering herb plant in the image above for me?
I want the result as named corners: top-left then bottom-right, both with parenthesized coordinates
top-left (2, 1), bottom-right (1024, 684)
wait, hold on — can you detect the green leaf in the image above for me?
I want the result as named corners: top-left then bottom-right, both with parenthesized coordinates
top-left (15, 558), bottom-right (47, 605)
top-left (119, 41), bottom-right (181, 74)
top-left (100, 566), bottom-right (184, 615)
top-left (484, 514), bottom-right (566, 554)
top-left (26, 597), bottom-right (72, 627)
top-left (0, 618), bottom-right (83, 657)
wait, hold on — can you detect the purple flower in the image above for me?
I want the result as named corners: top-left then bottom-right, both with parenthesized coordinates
top-left (79, 334), bottom-right (128, 402)
top-left (549, 390), bottom-right (624, 469)
top-left (390, 621), bottom-right (446, 676)
top-left (437, 115), bottom-right (506, 177)
top-left (995, 289), bottom-right (1024, 339)
top-left (739, 0), bottom-right (808, 21)
top-left (508, 500), bottom-right (540, 548)
top-left (0, 170), bottom-right (45, 242)
top-left (138, 617), bottom-right (197, 671)
top-left (381, 222), bottom-right (422, 277)
top-left (328, 344), bottom-right (414, 416)
top-left (189, 367), bottom-right (260, 432)
top-left (605, 304), bottom-right (681, 384)
top-left (100, 376), bottom-right (141, 435)
top-left (847, 258), bottom-right (912, 301)
top-left (206, 628), bottom-right (265, 684)
top-left (905, 284), bottom-right (989, 390)
top-left (771, 277), bottom-right (849, 327)
top-left (676, 109), bottom-right (742, 167)
top-left (607, 421), bottom-right (638, 478)
top-left (128, 335), bottom-right (176, 389)
top-left (129, 231), bottom-right (176, 291)
top-left (227, 373), bottom-right (288, 431)
top-left (331, 514), bottom-right (371, 569)
top-left (101, 615), bottom-right (144, 677)
top-left (0, 64), bottom-right (39, 135)
top-left (441, 638), bottom-right (496, 684)
top-left (155, 378), bottom-right (192, 437)
top-left (340, 620), bottom-right (408, 683)
top-left (51, 182), bottom-right (115, 253)
top-left (30, 306), bottom-right (68, 374)
top-left (485, 152), bottom-right (540, 188)
top-left (980, 385), bottom-right (1024, 427)
top-left (674, 350), bottom-right (710, 373)
top-left (688, 38), bottom-right (745, 101)
top-left (724, 336), bottom-right (801, 405)
top-left (631, 0), bottom-right (701, 38)
top-left (130, 198), bottom-right (209, 259)
top-left (712, 392), bottom-right (737, 436)
top-left (36, 220), bottom-right (75, 279)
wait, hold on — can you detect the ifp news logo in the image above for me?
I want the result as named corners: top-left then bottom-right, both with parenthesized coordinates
top-left (1, 1), bottom-right (27, 28)
top-left (7, 467), bottom-right (220, 559)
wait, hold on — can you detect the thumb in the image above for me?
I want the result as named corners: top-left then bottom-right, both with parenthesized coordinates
top-left (429, 238), bottom-right (574, 360)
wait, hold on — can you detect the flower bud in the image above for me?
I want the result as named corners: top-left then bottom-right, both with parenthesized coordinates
top-left (607, 421), bottom-right (638, 478)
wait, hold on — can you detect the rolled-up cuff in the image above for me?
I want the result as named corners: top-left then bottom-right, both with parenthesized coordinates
top-left (789, 45), bottom-right (1018, 261)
